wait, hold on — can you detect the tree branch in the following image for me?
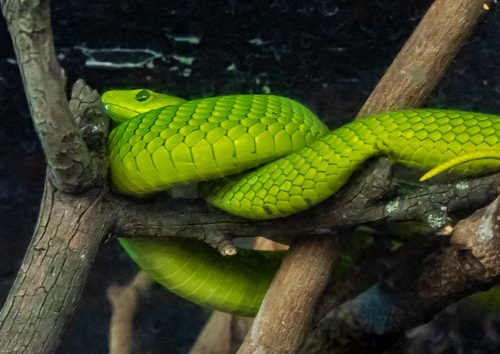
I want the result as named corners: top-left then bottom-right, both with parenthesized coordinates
top-left (0, 76), bottom-right (110, 352)
top-left (107, 272), bottom-right (152, 354)
top-left (357, 0), bottom-right (492, 117)
top-left (237, 237), bottom-right (338, 354)
top-left (0, 0), bottom-right (98, 191)
top-left (0, 182), bottom-right (111, 353)
top-left (113, 166), bottom-right (499, 244)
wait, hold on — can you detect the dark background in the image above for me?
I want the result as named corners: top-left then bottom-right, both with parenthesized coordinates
top-left (0, 1), bottom-right (499, 353)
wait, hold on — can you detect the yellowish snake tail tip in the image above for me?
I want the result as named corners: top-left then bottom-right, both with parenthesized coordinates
top-left (420, 150), bottom-right (500, 182)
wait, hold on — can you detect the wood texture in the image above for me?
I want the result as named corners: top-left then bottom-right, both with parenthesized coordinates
top-left (0, 0), bottom-right (96, 192)
top-left (0, 182), bottom-right (110, 353)
top-left (237, 237), bottom-right (338, 354)
top-left (114, 167), bottom-right (500, 244)
top-left (357, 0), bottom-right (492, 117)
top-left (299, 196), bottom-right (500, 354)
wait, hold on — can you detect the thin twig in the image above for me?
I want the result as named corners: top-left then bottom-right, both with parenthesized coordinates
top-left (107, 272), bottom-right (152, 354)
top-left (188, 312), bottom-right (232, 354)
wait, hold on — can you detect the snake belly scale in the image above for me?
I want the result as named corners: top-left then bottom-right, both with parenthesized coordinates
top-left (104, 89), bottom-right (500, 316)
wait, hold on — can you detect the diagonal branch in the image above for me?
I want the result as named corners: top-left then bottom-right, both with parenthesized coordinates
top-left (0, 78), bottom-right (109, 353)
top-left (357, 0), bottom-right (491, 117)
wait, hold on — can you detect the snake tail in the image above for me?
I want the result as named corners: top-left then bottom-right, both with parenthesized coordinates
top-left (420, 149), bottom-right (500, 181)
top-left (119, 237), bottom-right (283, 316)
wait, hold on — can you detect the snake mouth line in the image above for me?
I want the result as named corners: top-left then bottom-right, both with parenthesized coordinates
top-left (103, 103), bottom-right (141, 122)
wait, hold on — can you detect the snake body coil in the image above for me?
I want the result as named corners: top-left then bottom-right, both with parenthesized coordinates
top-left (104, 89), bottom-right (500, 316)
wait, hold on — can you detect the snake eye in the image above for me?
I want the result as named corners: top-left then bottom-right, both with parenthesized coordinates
top-left (135, 90), bottom-right (150, 102)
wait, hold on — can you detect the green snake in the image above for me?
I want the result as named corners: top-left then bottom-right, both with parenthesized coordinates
top-left (103, 88), bottom-right (500, 316)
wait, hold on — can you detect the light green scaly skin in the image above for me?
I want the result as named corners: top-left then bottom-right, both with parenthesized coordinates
top-left (104, 89), bottom-right (500, 316)
top-left (118, 238), bottom-right (283, 316)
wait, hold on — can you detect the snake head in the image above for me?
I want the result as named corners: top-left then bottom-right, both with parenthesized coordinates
top-left (101, 88), bottom-right (186, 123)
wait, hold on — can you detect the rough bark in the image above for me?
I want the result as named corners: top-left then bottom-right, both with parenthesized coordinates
top-left (0, 0), bottom-right (98, 192)
top-left (114, 167), bottom-right (500, 243)
top-left (0, 182), bottom-right (110, 353)
top-left (0, 0), bottom-right (111, 344)
top-left (237, 237), bottom-right (338, 354)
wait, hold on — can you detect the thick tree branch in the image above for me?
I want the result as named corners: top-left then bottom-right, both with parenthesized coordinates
top-left (0, 0), bottom-right (98, 191)
top-left (0, 182), bottom-right (111, 353)
top-left (0, 77), bottom-right (109, 352)
top-left (113, 166), bottom-right (499, 244)
top-left (237, 237), bottom-right (338, 354)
